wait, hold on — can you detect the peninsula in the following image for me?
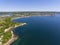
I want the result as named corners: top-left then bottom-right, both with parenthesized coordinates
top-left (0, 17), bottom-right (26, 45)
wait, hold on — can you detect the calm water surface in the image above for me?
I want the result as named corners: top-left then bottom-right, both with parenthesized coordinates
top-left (11, 15), bottom-right (60, 45)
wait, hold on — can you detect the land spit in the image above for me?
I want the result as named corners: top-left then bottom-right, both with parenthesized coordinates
top-left (3, 23), bottom-right (26, 45)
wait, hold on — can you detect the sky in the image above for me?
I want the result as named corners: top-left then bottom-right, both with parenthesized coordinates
top-left (0, 0), bottom-right (60, 12)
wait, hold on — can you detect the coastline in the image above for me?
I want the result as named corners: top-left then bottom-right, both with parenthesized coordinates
top-left (12, 15), bottom-right (55, 21)
top-left (0, 15), bottom-right (51, 45)
top-left (3, 23), bottom-right (26, 45)
top-left (12, 16), bottom-right (31, 21)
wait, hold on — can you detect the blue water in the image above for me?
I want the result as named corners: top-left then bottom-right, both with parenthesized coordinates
top-left (11, 15), bottom-right (60, 45)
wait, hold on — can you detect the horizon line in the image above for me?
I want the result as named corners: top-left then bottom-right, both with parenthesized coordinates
top-left (0, 11), bottom-right (60, 12)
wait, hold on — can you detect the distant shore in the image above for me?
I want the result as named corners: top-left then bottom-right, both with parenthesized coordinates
top-left (12, 16), bottom-right (31, 20)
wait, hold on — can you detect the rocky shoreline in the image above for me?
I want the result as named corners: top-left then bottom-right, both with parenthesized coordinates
top-left (3, 33), bottom-right (18, 45)
top-left (0, 23), bottom-right (26, 45)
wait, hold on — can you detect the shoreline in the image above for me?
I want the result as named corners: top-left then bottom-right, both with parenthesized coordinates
top-left (12, 15), bottom-right (55, 21)
top-left (12, 16), bottom-right (31, 21)
top-left (3, 23), bottom-right (26, 45)
top-left (3, 33), bottom-right (18, 45)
